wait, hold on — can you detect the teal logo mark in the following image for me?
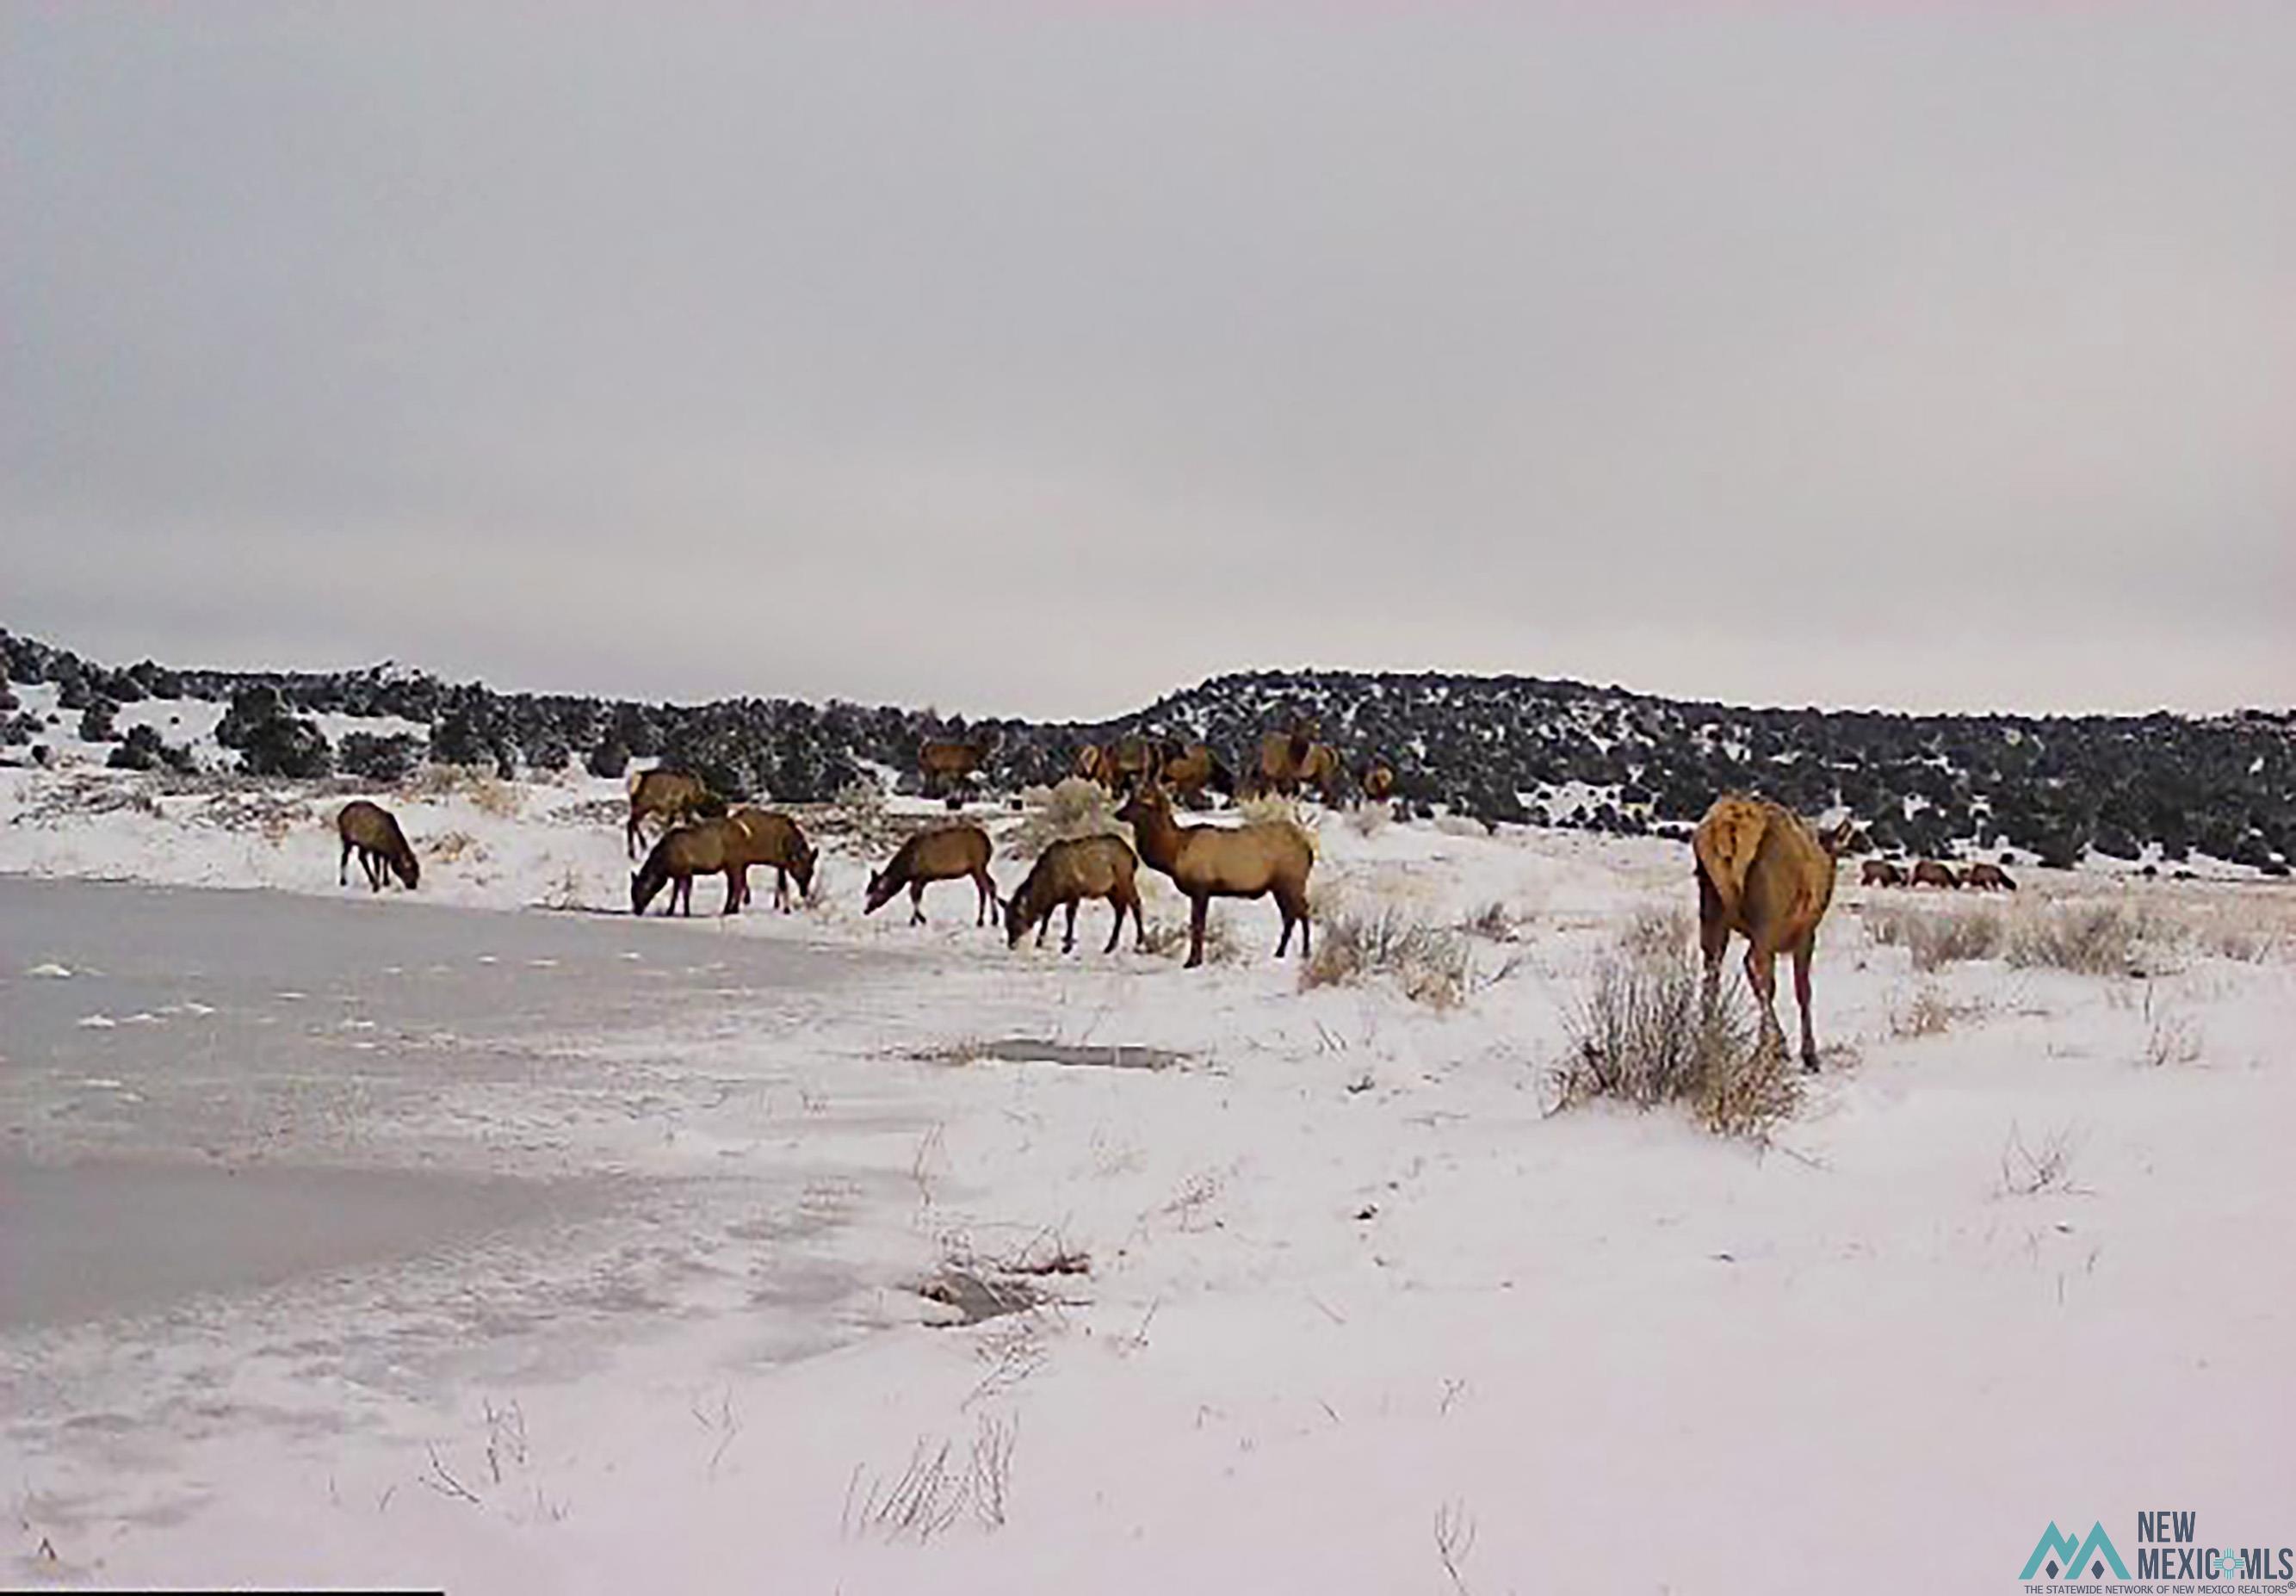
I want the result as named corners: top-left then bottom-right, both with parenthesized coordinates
top-left (2021, 1520), bottom-right (2129, 1581)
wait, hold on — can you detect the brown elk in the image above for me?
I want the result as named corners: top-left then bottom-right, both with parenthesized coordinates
top-left (1003, 834), bottom-right (1146, 955)
top-left (626, 769), bottom-right (720, 859)
top-left (1116, 783), bottom-right (1314, 968)
top-left (1250, 727), bottom-right (1343, 804)
top-left (865, 824), bottom-right (999, 926)
top-left (1909, 859), bottom-right (1960, 890)
top-left (1358, 761), bottom-right (1396, 805)
top-left (337, 800), bottom-right (419, 892)
top-left (632, 819), bottom-right (740, 917)
top-left (1860, 859), bottom-right (1906, 888)
top-left (1959, 861), bottom-right (2017, 892)
top-left (919, 732), bottom-right (996, 799)
top-left (724, 807), bottom-right (817, 912)
top-left (1158, 741), bottom-right (1236, 807)
top-left (1693, 795), bottom-right (1854, 1073)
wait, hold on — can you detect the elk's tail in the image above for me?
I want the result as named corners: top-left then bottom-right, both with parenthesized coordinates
top-left (1693, 798), bottom-right (1769, 917)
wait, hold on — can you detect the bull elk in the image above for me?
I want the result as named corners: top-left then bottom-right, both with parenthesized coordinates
top-left (865, 824), bottom-right (999, 926)
top-left (337, 800), bottom-right (419, 892)
top-left (626, 769), bottom-right (721, 859)
top-left (1116, 783), bottom-right (1314, 968)
top-left (1693, 795), bottom-right (1854, 1073)
top-left (1003, 834), bottom-right (1147, 955)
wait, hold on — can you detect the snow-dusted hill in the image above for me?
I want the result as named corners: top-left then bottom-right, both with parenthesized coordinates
top-left (6, 624), bottom-right (2292, 877)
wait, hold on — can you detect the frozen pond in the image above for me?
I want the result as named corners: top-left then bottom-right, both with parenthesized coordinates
top-left (0, 876), bottom-right (916, 1341)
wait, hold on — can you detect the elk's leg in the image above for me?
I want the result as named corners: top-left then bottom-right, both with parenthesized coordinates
top-left (1792, 931), bottom-right (1820, 1073)
top-left (1696, 865), bottom-right (1730, 1011)
top-left (627, 813), bottom-right (641, 861)
top-left (1129, 888), bottom-right (1148, 953)
top-left (1187, 895), bottom-right (1209, 968)
top-left (1743, 943), bottom-right (1783, 1059)
top-left (910, 881), bottom-right (926, 925)
top-left (339, 836), bottom-right (353, 886)
top-left (722, 866), bottom-right (743, 916)
top-left (1036, 909), bottom-right (1050, 948)
top-left (364, 849), bottom-right (384, 892)
top-left (774, 866), bottom-right (790, 912)
top-left (1103, 896), bottom-right (1123, 955)
top-left (1061, 900), bottom-right (1078, 953)
top-left (975, 869), bottom-right (994, 926)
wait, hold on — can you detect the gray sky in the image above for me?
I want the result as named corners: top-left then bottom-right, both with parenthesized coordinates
top-left (5, 3), bottom-right (2291, 720)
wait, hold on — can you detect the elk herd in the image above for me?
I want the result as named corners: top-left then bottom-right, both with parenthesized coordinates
top-left (326, 716), bottom-right (2052, 1072)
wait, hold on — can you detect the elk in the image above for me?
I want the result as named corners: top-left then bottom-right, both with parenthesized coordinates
top-left (1250, 727), bottom-right (1343, 804)
top-left (724, 807), bottom-right (817, 912)
top-left (626, 769), bottom-right (720, 859)
top-left (337, 800), bottom-right (419, 892)
top-left (1693, 795), bottom-right (1854, 1073)
top-left (865, 824), bottom-right (999, 926)
top-left (1861, 859), bottom-right (1906, 888)
top-left (1116, 783), bottom-right (1314, 968)
top-left (1358, 760), bottom-right (1396, 805)
top-left (1909, 859), bottom-right (1960, 890)
top-left (918, 732), bottom-right (996, 799)
top-left (631, 818), bottom-right (743, 917)
top-left (1003, 834), bottom-right (1146, 955)
top-left (1158, 741), bottom-right (1236, 807)
top-left (1959, 861), bottom-right (2018, 892)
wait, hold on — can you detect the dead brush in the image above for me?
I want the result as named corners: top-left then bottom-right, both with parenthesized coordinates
top-left (1553, 925), bottom-right (1795, 1138)
top-left (424, 830), bottom-right (482, 864)
top-left (2006, 900), bottom-right (2169, 976)
top-left (1004, 777), bottom-right (1124, 859)
top-left (1886, 982), bottom-right (1978, 1039)
top-left (1141, 912), bottom-right (1239, 964)
top-left (1461, 899), bottom-right (1531, 942)
top-left (842, 1414), bottom-right (1018, 1542)
top-left (1862, 901), bottom-right (2007, 970)
top-left (1303, 905), bottom-right (1471, 1009)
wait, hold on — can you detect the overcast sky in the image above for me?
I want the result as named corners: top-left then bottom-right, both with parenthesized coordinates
top-left (4, 3), bottom-right (2290, 720)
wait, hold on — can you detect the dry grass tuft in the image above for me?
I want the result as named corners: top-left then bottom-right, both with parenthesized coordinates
top-left (1005, 778), bottom-right (1123, 859)
top-left (424, 830), bottom-right (482, 864)
top-left (2006, 900), bottom-right (2163, 975)
top-left (1862, 901), bottom-right (2006, 970)
top-left (1303, 906), bottom-right (1471, 1008)
top-left (1553, 921), bottom-right (1796, 1139)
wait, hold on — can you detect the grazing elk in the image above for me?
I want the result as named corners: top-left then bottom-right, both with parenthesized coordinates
top-left (1116, 783), bottom-right (1314, 968)
top-left (724, 807), bottom-right (817, 912)
top-left (1959, 861), bottom-right (2017, 892)
top-left (1003, 834), bottom-right (1146, 955)
top-left (1157, 741), bottom-right (1236, 807)
top-left (1250, 727), bottom-right (1343, 804)
top-left (1861, 859), bottom-right (1906, 888)
top-left (1909, 859), bottom-right (1960, 890)
top-left (918, 733), bottom-right (996, 800)
top-left (632, 818), bottom-right (766, 917)
top-left (337, 800), bottom-right (419, 892)
top-left (865, 824), bottom-right (999, 926)
top-left (626, 769), bottom-right (720, 859)
top-left (1693, 795), bottom-right (1854, 1073)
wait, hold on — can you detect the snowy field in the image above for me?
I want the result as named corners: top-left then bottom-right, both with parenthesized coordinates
top-left (3, 740), bottom-right (2293, 1593)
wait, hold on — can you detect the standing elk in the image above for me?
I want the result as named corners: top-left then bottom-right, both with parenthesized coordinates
top-left (1909, 859), bottom-right (1960, 890)
top-left (725, 807), bottom-right (817, 912)
top-left (1959, 861), bottom-right (2017, 892)
top-left (1860, 859), bottom-right (1906, 888)
top-left (1249, 726), bottom-right (1343, 805)
top-left (865, 824), bottom-right (999, 926)
top-left (337, 800), bottom-right (419, 892)
top-left (631, 819), bottom-right (737, 917)
top-left (1693, 795), bottom-right (1854, 1073)
top-left (1116, 783), bottom-right (1314, 968)
top-left (1157, 741), bottom-right (1236, 807)
top-left (1358, 760), bottom-right (1396, 805)
top-left (626, 769), bottom-right (721, 859)
top-left (1003, 834), bottom-right (1147, 955)
top-left (919, 733), bottom-right (997, 801)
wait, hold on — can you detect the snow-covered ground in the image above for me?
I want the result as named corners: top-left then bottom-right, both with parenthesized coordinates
top-left (3, 748), bottom-right (2293, 1593)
